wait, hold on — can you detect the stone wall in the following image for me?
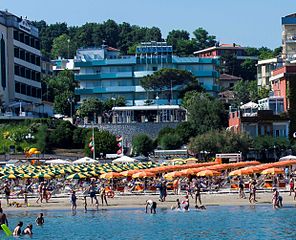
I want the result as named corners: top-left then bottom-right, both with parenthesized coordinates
top-left (93, 122), bottom-right (180, 146)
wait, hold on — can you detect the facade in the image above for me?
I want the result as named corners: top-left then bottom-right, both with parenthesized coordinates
top-left (282, 13), bottom-right (296, 62)
top-left (194, 43), bottom-right (258, 61)
top-left (219, 73), bottom-right (242, 90)
top-left (0, 10), bottom-right (42, 113)
top-left (269, 65), bottom-right (296, 111)
top-left (257, 58), bottom-right (283, 88)
top-left (74, 42), bottom-right (220, 106)
top-left (228, 100), bottom-right (289, 138)
top-left (51, 58), bottom-right (80, 75)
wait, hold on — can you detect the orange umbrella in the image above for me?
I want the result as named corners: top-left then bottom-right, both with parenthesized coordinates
top-left (180, 168), bottom-right (203, 175)
top-left (196, 170), bottom-right (220, 177)
top-left (261, 167), bottom-right (284, 175)
top-left (164, 171), bottom-right (184, 179)
top-left (132, 171), bottom-right (156, 178)
top-left (120, 170), bottom-right (141, 177)
top-left (100, 172), bottom-right (123, 179)
top-left (229, 168), bottom-right (254, 176)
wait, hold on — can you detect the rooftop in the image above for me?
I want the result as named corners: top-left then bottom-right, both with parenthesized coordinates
top-left (194, 43), bottom-right (245, 54)
top-left (219, 73), bottom-right (242, 81)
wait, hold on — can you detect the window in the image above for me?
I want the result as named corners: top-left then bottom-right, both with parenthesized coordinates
top-left (19, 33), bottom-right (24, 43)
top-left (35, 40), bottom-right (40, 50)
top-left (13, 30), bottom-right (19, 41)
top-left (26, 85), bottom-right (32, 96)
top-left (20, 67), bottom-right (25, 77)
top-left (152, 66), bottom-right (158, 71)
top-left (25, 69), bottom-right (31, 79)
top-left (31, 71), bottom-right (36, 81)
top-left (14, 47), bottom-right (19, 58)
top-left (14, 65), bottom-right (20, 75)
top-left (25, 52), bottom-right (30, 62)
top-left (32, 87), bottom-right (36, 97)
top-left (20, 49), bottom-right (25, 60)
top-left (15, 82), bottom-right (21, 93)
top-left (30, 37), bottom-right (35, 48)
top-left (21, 83), bottom-right (26, 95)
top-left (24, 35), bottom-right (29, 45)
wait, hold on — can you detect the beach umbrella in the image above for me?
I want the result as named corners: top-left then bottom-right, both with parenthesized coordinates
top-left (66, 173), bottom-right (87, 180)
top-left (229, 169), bottom-right (254, 176)
top-left (261, 168), bottom-right (284, 175)
top-left (33, 173), bottom-right (52, 179)
top-left (100, 172), bottom-right (123, 179)
top-left (132, 171), bottom-right (156, 178)
top-left (180, 168), bottom-right (203, 175)
top-left (120, 170), bottom-right (141, 177)
top-left (196, 170), bottom-right (220, 177)
top-left (279, 155), bottom-right (296, 161)
top-left (17, 173), bottom-right (31, 179)
top-left (1, 174), bottom-right (17, 179)
top-left (164, 171), bottom-right (184, 180)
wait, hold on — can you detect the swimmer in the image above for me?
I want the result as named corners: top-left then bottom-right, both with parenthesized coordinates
top-left (277, 195), bottom-right (283, 208)
top-left (13, 221), bottom-right (23, 236)
top-left (23, 224), bottom-right (33, 237)
top-left (171, 199), bottom-right (181, 210)
top-left (35, 213), bottom-right (44, 225)
top-left (182, 195), bottom-right (190, 211)
top-left (145, 199), bottom-right (157, 214)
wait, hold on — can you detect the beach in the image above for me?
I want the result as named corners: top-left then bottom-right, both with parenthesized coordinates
top-left (2, 191), bottom-right (295, 211)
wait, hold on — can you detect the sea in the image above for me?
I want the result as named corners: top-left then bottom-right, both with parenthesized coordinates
top-left (1, 205), bottom-right (296, 240)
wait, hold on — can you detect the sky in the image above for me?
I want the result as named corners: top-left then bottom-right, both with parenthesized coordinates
top-left (1, 0), bottom-right (295, 49)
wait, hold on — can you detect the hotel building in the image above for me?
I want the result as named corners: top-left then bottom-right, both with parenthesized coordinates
top-left (75, 42), bottom-right (220, 106)
top-left (0, 10), bottom-right (41, 112)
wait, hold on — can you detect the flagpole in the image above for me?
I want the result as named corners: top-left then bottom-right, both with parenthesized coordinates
top-left (92, 123), bottom-right (95, 160)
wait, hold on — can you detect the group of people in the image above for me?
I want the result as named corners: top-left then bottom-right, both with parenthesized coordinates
top-left (0, 203), bottom-right (44, 237)
top-left (70, 181), bottom-right (109, 212)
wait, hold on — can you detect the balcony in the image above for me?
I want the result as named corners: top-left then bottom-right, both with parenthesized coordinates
top-left (75, 72), bottom-right (133, 80)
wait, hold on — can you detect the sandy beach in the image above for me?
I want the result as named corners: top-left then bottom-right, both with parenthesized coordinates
top-left (2, 190), bottom-right (296, 212)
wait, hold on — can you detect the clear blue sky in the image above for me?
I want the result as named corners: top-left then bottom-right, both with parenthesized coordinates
top-left (2, 0), bottom-right (295, 49)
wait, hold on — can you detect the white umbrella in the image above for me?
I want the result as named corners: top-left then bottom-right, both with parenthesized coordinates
top-left (73, 157), bottom-right (98, 164)
top-left (112, 156), bottom-right (137, 163)
top-left (279, 155), bottom-right (296, 161)
top-left (45, 159), bottom-right (71, 165)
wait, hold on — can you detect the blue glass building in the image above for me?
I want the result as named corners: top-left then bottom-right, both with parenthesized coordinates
top-left (74, 42), bottom-right (219, 106)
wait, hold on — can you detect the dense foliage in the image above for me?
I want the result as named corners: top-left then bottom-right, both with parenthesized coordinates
top-left (132, 134), bottom-right (154, 157)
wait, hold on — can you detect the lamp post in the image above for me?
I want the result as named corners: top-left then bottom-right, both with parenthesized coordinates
top-left (67, 39), bottom-right (70, 59)
top-left (156, 94), bottom-right (159, 122)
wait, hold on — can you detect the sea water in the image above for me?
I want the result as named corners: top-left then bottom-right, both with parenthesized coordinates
top-left (2, 205), bottom-right (296, 240)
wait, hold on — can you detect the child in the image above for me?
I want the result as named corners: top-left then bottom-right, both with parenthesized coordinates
top-left (35, 213), bottom-right (44, 225)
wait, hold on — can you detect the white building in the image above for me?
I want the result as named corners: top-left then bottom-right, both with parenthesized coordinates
top-left (0, 10), bottom-right (42, 115)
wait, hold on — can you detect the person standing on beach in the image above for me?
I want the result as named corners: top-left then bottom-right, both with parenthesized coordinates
top-left (83, 196), bottom-right (88, 212)
top-left (289, 177), bottom-right (294, 196)
top-left (3, 185), bottom-right (10, 206)
top-left (145, 199), bottom-right (157, 214)
top-left (0, 208), bottom-right (8, 227)
top-left (239, 178), bottom-right (246, 199)
top-left (272, 188), bottom-right (279, 208)
top-left (194, 184), bottom-right (202, 207)
top-left (99, 186), bottom-right (108, 206)
top-left (36, 182), bottom-right (44, 204)
top-left (89, 182), bottom-right (99, 206)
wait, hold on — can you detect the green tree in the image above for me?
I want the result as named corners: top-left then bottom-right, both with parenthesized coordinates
top-left (77, 98), bottom-right (103, 119)
top-left (35, 125), bottom-right (49, 153)
top-left (141, 68), bottom-right (197, 103)
top-left (183, 92), bottom-right (227, 135)
top-left (72, 127), bottom-right (89, 149)
top-left (240, 59), bottom-right (257, 80)
top-left (49, 120), bottom-right (76, 148)
top-left (175, 122), bottom-right (197, 144)
top-left (84, 129), bottom-right (118, 157)
top-left (103, 97), bottom-right (126, 111)
top-left (53, 90), bottom-right (74, 116)
top-left (51, 34), bottom-right (76, 59)
top-left (159, 133), bottom-right (183, 150)
top-left (192, 27), bottom-right (217, 51)
top-left (132, 134), bottom-right (154, 156)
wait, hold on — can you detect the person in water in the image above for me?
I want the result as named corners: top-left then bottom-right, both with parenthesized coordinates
top-left (171, 199), bottom-right (181, 210)
top-left (70, 191), bottom-right (77, 211)
top-left (35, 213), bottom-right (44, 225)
top-left (145, 199), bottom-right (157, 214)
top-left (13, 221), bottom-right (23, 236)
top-left (182, 195), bottom-right (190, 211)
top-left (23, 224), bottom-right (33, 237)
top-left (0, 208), bottom-right (8, 227)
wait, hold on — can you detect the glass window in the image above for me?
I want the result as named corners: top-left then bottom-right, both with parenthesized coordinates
top-left (14, 47), bottom-right (19, 58)
top-left (19, 33), bottom-right (24, 43)
top-left (32, 87), bottom-right (36, 97)
top-left (24, 35), bottom-right (29, 45)
top-left (13, 30), bottom-right (19, 41)
top-left (21, 83), bottom-right (26, 95)
top-left (20, 67), bottom-right (25, 77)
top-left (20, 49), bottom-right (25, 60)
top-left (15, 82), bottom-right (21, 93)
top-left (25, 69), bottom-right (31, 79)
top-left (27, 85), bottom-right (32, 96)
top-left (14, 65), bottom-right (20, 75)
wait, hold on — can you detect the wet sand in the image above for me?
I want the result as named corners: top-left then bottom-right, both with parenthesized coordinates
top-left (2, 191), bottom-right (296, 211)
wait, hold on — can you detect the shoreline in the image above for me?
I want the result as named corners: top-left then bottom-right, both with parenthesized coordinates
top-left (2, 191), bottom-right (296, 212)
